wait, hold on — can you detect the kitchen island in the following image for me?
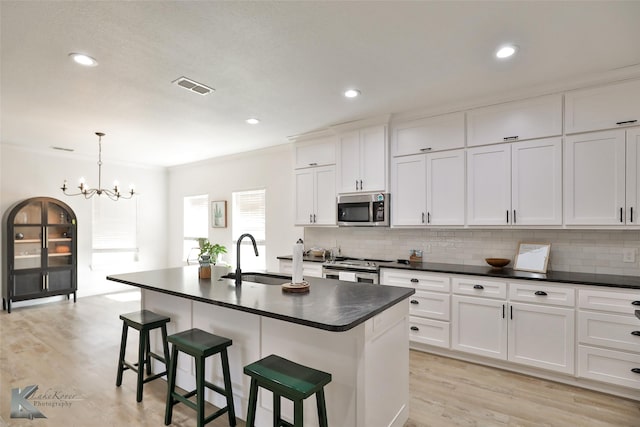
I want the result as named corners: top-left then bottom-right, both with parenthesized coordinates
top-left (107, 267), bottom-right (414, 427)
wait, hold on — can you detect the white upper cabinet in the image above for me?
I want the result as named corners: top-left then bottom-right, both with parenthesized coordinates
top-left (294, 135), bottom-right (336, 169)
top-left (565, 79), bottom-right (640, 134)
top-left (294, 165), bottom-right (336, 226)
top-left (564, 130), bottom-right (626, 225)
top-left (338, 125), bottom-right (388, 194)
top-left (392, 112), bottom-right (465, 157)
top-left (467, 138), bottom-right (562, 226)
top-left (625, 128), bottom-right (640, 225)
top-left (391, 149), bottom-right (465, 226)
top-left (467, 94), bottom-right (563, 147)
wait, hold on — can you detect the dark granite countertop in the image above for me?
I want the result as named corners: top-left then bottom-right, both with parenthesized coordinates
top-left (106, 267), bottom-right (414, 332)
top-left (277, 255), bottom-right (640, 290)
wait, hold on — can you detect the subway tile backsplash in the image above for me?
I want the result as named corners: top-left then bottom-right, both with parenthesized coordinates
top-left (304, 228), bottom-right (640, 276)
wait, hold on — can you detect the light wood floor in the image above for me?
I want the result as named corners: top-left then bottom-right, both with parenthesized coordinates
top-left (1, 292), bottom-right (638, 426)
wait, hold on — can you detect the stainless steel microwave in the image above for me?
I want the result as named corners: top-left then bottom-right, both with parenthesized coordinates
top-left (337, 193), bottom-right (390, 227)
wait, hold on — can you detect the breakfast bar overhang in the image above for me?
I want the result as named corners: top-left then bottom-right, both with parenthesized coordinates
top-left (107, 267), bottom-right (415, 427)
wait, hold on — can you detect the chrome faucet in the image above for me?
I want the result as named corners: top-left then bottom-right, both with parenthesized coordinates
top-left (235, 233), bottom-right (259, 285)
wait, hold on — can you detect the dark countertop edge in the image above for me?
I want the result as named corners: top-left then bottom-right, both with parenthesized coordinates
top-left (106, 276), bottom-right (414, 332)
top-left (277, 256), bottom-right (640, 290)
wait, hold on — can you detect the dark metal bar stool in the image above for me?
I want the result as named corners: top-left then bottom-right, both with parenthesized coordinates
top-left (244, 354), bottom-right (331, 427)
top-left (164, 328), bottom-right (236, 427)
top-left (116, 309), bottom-right (171, 402)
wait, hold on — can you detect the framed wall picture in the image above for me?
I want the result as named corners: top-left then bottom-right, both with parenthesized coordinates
top-left (211, 201), bottom-right (227, 228)
top-left (514, 242), bottom-right (551, 273)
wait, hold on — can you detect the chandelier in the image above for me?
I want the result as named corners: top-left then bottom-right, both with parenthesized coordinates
top-left (61, 132), bottom-right (135, 201)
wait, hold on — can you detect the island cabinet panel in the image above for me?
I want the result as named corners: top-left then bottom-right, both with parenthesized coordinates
top-left (564, 78), bottom-right (640, 134)
top-left (466, 93), bottom-right (562, 147)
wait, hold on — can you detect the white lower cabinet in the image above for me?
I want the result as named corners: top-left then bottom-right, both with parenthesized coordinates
top-left (380, 269), bottom-right (451, 349)
top-left (451, 295), bottom-right (507, 359)
top-left (278, 260), bottom-right (323, 278)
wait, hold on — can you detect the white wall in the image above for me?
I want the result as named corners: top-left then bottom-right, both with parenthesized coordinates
top-left (1, 144), bottom-right (169, 301)
top-left (167, 143), bottom-right (302, 272)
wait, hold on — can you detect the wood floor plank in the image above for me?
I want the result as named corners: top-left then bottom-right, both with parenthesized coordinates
top-left (1, 293), bottom-right (639, 426)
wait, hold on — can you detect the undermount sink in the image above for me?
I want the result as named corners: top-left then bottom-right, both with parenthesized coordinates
top-left (221, 272), bottom-right (291, 285)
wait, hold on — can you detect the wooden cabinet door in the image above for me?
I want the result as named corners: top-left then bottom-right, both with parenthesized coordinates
top-left (452, 295), bottom-right (507, 360)
top-left (564, 130), bottom-right (626, 225)
top-left (338, 131), bottom-right (361, 193)
top-left (359, 125), bottom-right (387, 192)
top-left (426, 149), bottom-right (465, 225)
top-left (565, 79), bottom-right (640, 134)
top-left (294, 136), bottom-right (336, 169)
top-left (393, 112), bottom-right (465, 156)
top-left (294, 169), bottom-right (314, 225)
top-left (467, 94), bottom-right (562, 147)
top-left (625, 128), bottom-right (640, 225)
top-left (392, 154), bottom-right (426, 226)
top-left (313, 165), bottom-right (336, 225)
top-left (511, 137), bottom-right (563, 225)
top-left (467, 144), bottom-right (511, 225)
top-left (508, 303), bottom-right (575, 374)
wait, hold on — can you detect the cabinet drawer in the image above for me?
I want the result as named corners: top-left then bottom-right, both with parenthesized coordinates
top-left (409, 291), bottom-right (450, 321)
top-left (509, 282), bottom-right (575, 307)
top-left (578, 311), bottom-right (640, 353)
top-left (578, 345), bottom-right (640, 389)
top-left (409, 316), bottom-right (450, 348)
top-left (578, 289), bottom-right (640, 314)
top-left (452, 276), bottom-right (507, 299)
top-left (380, 269), bottom-right (450, 292)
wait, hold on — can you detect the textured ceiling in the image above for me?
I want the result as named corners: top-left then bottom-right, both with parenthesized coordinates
top-left (2, 1), bottom-right (640, 167)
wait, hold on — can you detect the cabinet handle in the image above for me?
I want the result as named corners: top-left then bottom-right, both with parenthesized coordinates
top-left (359, 180), bottom-right (363, 190)
top-left (308, 162), bottom-right (318, 166)
top-left (410, 299), bottom-right (419, 305)
top-left (310, 214), bottom-right (313, 223)
top-left (510, 305), bottom-right (513, 320)
top-left (620, 207), bottom-right (624, 223)
top-left (502, 304), bottom-right (505, 319)
top-left (420, 147), bottom-right (432, 152)
top-left (631, 368), bottom-right (640, 374)
top-left (313, 214), bottom-right (316, 223)
top-left (616, 120), bottom-right (638, 126)
top-left (632, 301), bottom-right (640, 306)
top-left (410, 326), bottom-right (419, 331)
top-left (355, 180), bottom-right (359, 191)
top-left (473, 284), bottom-right (484, 290)
top-left (503, 136), bottom-right (519, 141)
top-left (631, 331), bottom-right (640, 336)
top-left (632, 207), bottom-right (634, 223)
top-left (534, 291), bottom-right (548, 296)
top-left (427, 212), bottom-right (431, 224)
top-left (513, 210), bottom-right (516, 224)
top-left (410, 278), bottom-right (419, 283)
top-left (506, 210), bottom-right (509, 224)
top-left (421, 212), bottom-right (425, 224)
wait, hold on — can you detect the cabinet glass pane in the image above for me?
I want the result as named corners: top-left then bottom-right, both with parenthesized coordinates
top-left (47, 225), bottom-right (73, 266)
top-left (13, 202), bottom-right (41, 225)
top-left (47, 202), bottom-right (72, 224)
top-left (13, 226), bottom-right (42, 270)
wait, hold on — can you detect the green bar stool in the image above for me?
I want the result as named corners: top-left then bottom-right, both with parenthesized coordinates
top-left (244, 354), bottom-right (331, 427)
top-left (116, 310), bottom-right (171, 403)
top-left (164, 328), bottom-right (236, 427)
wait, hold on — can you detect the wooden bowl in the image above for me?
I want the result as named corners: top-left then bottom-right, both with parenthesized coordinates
top-left (485, 258), bottom-right (510, 268)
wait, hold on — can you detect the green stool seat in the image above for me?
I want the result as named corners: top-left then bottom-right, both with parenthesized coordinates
top-left (165, 328), bottom-right (236, 427)
top-left (116, 310), bottom-right (171, 403)
top-left (244, 354), bottom-right (331, 427)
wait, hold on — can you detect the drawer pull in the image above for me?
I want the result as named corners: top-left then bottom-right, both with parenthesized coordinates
top-left (473, 284), bottom-right (484, 290)
top-left (534, 291), bottom-right (548, 296)
top-left (631, 368), bottom-right (640, 374)
top-left (631, 331), bottom-right (640, 336)
top-left (420, 147), bottom-right (432, 152)
top-left (410, 278), bottom-right (419, 283)
top-left (410, 299), bottom-right (419, 305)
top-left (632, 301), bottom-right (640, 306)
top-left (308, 162), bottom-right (318, 166)
top-left (503, 136), bottom-right (519, 141)
top-left (410, 326), bottom-right (419, 332)
top-left (616, 120), bottom-right (638, 126)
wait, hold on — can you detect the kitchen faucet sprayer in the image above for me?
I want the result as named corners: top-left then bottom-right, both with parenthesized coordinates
top-left (235, 233), bottom-right (259, 285)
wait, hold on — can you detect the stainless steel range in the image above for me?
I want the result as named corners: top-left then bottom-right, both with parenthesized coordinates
top-left (322, 258), bottom-right (390, 284)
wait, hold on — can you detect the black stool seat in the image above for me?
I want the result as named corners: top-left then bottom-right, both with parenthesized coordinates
top-left (165, 328), bottom-right (236, 427)
top-left (116, 310), bottom-right (171, 403)
top-left (244, 354), bottom-right (331, 427)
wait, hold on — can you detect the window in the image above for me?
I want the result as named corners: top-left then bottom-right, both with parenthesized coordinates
top-left (91, 197), bottom-right (138, 269)
top-left (183, 195), bottom-right (208, 264)
top-left (232, 189), bottom-right (266, 271)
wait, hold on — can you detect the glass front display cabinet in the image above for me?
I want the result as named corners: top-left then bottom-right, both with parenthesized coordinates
top-left (3, 197), bottom-right (77, 313)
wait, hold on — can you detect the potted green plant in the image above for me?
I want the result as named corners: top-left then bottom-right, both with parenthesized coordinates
top-left (197, 238), bottom-right (227, 265)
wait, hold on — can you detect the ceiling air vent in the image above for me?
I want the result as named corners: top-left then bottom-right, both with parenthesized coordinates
top-left (172, 76), bottom-right (215, 96)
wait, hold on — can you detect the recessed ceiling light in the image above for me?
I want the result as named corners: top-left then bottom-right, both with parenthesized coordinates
top-left (495, 45), bottom-right (518, 59)
top-left (69, 53), bottom-right (98, 67)
top-left (246, 118), bottom-right (260, 125)
top-left (344, 89), bottom-right (361, 98)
